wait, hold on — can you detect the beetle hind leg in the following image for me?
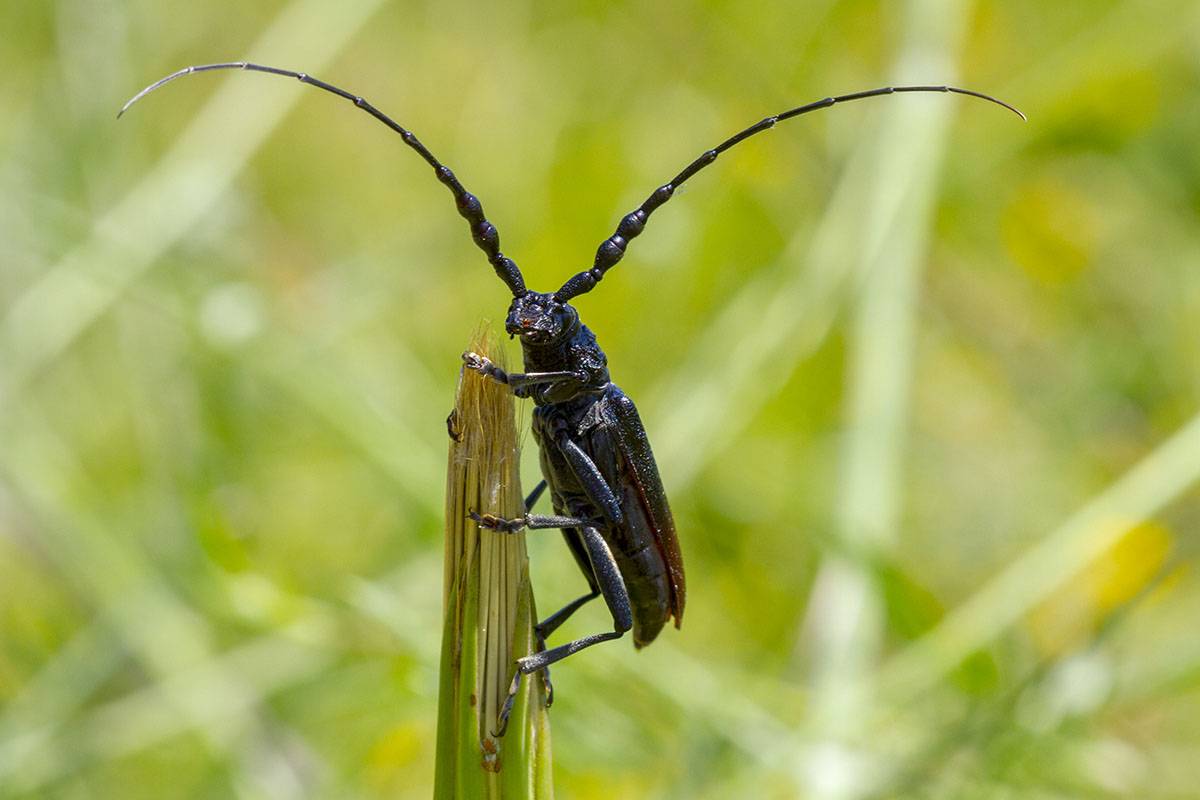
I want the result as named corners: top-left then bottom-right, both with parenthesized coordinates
top-left (528, 587), bottom-right (601, 708)
top-left (518, 525), bottom-right (632, 671)
top-left (494, 527), bottom-right (631, 736)
top-left (536, 589), bottom-right (600, 641)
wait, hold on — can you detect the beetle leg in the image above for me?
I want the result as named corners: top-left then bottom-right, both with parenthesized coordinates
top-left (556, 436), bottom-right (624, 526)
top-left (536, 589), bottom-right (601, 640)
top-left (506, 370), bottom-right (587, 392)
top-left (521, 629), bottom-right (626, 675)
top-left (522, 610), bottom-right (592, 714)
top-left (462, 351), bottom-right (508, 382)
top-left (495, 632), bottom-right (553, 736)
top-left (494, 671), bottom-right (524, 737)
top-left (469, 511), bottom-right (592, 532)
top-left (534, 628), bottom-right (554, 708)
top-left (524, 480), bottom-right (547, 512)
top-left (519, 526), bottom-right (632, 672)
top-left (495, 528), bottom-right (630, 736)
top-left (462, 352), bottom-right (584, 393)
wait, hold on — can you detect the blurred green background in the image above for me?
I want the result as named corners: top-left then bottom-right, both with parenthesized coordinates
top-left (3, 0), bottom-right (1199, 797)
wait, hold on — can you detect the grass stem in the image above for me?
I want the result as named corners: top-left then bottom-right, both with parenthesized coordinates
top-left (434, 330), bottom-right (553, 799)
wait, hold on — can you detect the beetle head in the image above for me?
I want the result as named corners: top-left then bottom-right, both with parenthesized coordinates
top-left (505, 291), bottom-right (578, 345)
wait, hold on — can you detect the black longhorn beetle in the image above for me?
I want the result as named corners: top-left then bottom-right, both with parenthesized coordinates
top-left (121, 62), bottom-right (1023, 734)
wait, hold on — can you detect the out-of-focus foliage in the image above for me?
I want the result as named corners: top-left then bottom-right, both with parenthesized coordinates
top-left (2, 0), bottom-right (1198, 797)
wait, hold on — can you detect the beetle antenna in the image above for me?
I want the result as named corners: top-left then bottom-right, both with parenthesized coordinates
top-left (120, 62), bottom-right (528, 297)
top-left (554, 84), bottom-right (1024, 302)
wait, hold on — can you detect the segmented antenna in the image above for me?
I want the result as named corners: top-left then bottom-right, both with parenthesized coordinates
top-left (555, 85), bottom-right (1025, 303)
top-left (120, 62), bottom-right (528, 297)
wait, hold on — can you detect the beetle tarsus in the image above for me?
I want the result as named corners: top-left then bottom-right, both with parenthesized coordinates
top-left (536, 630), bottom-right (554, 707)
top-left (468, 510), bottom-right (526, 533)
top-left (493, 669), bottom-right (524, 738)
top-left (493, 628), bottom-right (554, 737)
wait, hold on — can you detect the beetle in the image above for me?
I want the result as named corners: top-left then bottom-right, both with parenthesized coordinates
top-left (121, 62), bottom-right (1023, 733)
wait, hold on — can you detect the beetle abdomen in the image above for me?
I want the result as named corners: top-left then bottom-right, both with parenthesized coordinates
top-left (612, 530), bottom-right (671, 647)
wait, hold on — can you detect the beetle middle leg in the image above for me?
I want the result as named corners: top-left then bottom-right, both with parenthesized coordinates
top-left (494, 525), bottom-right (632, 736)
top-left (465, 480), bottom-right (551, 540)
top-left (470, 510), bottom-right (595, 533)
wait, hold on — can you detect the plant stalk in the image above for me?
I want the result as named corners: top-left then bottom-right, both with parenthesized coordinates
top-left (434, 330), bottom-right (553, 799)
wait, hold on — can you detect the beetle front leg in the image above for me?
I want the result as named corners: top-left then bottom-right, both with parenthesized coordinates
top-left (461, 351), bottom-right (511, 384)
top-left (462, 352), bottom-right (584, 397)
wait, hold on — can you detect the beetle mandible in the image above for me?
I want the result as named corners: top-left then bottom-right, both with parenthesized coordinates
top-left (121, 62), bottom-right (1023, 733)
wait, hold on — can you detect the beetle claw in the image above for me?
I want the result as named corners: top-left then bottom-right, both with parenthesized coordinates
top-left (461, 350), bottom-right (488, 372)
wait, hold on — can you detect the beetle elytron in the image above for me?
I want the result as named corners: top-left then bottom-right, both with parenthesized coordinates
top-left (121, 62), bottom-right (1022, 733)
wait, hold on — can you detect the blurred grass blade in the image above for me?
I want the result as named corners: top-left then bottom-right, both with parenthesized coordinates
top-left (879, 407), bottom-right (1200, 706)
top-left (435, 330), bottom-right (552, 799)
top-left (0, 0), bottom-right (386, 397)
top-left (797, 4), bottom-right (971, 797)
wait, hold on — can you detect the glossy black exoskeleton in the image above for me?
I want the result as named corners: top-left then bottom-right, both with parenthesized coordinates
top-left (121, 62), bottom-right (1022, 734)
